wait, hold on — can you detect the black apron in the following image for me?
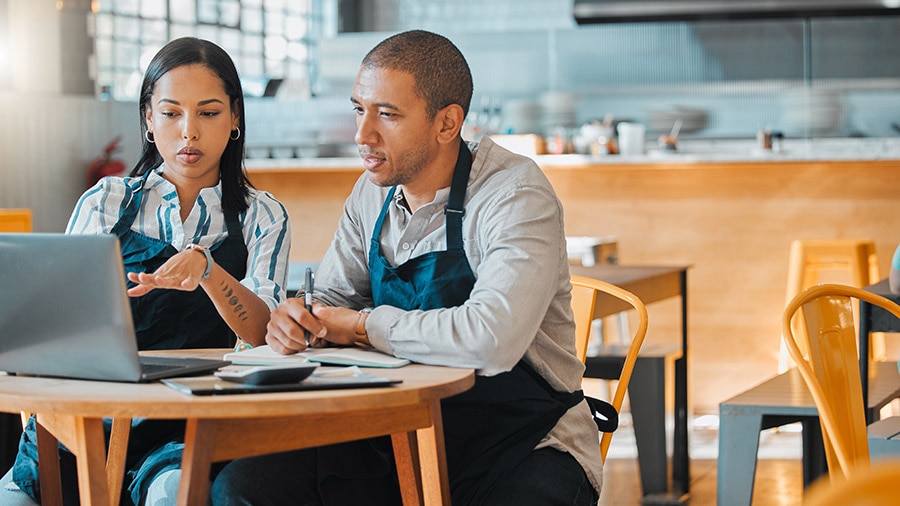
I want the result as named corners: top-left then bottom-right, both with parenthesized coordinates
top-left (369, 142), bottom-right (584, 505)
top-left (13, 172), bottom-right (248, 504)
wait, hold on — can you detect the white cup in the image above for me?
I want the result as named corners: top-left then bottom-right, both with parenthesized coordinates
top-left (617, 122), bottom-right (646, 156)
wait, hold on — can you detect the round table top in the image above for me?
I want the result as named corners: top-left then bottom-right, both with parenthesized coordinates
top-left (0, 348), bottom-right (475, 420)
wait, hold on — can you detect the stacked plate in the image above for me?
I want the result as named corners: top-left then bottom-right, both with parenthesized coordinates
top-left (539, 92), bottom-right (578, 133)
top-left (502, 99), bottom-right (540, 135)
top-left (647, 106), bottom-right (708, 134)
top-left (781, 90), bottom-right (842, 135)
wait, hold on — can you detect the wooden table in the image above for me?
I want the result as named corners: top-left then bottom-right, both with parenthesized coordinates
top-left (0, 349), bottom-right (474, 506)
top-left (570, 264), bottom-right (690, 504)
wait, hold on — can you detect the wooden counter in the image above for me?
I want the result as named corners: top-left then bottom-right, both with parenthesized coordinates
top-left (247, 157), bottom-right (900, 413)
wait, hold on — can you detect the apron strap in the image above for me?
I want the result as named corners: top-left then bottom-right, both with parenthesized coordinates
top-left (586, 396), bottom-right (619, 433)
top-left (444, 141), bottom-right (472, 251)
top-left (111, 174), bottom-right (148, 236)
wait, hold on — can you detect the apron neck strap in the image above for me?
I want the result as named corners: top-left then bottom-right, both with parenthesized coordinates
top-left (444, 141), bottom-right (472, 250)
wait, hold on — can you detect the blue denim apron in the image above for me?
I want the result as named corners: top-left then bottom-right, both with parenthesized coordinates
top-left (368, 142), bottom-right (585, 505)
top-left (113, 177), bottom-right (246, 350)
top-left (13, 173), bottom-right (248, 505)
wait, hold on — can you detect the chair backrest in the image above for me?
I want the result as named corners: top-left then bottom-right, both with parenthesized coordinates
top-left (779, 238), bottom-right (880, 372)
top-left (781, 284), bottom-right (900, 480)
top-left (0, 209), bottom-right (32, 233)
top-left (570, 275), bottom-right (649, 462)
top-left (803, 459), bottom-right (900, 506)
top-left (785, 239), bottom-right (879, 304)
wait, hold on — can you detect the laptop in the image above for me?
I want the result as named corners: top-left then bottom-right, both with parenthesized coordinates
top-left (0, 233), bottom-right (231, 382)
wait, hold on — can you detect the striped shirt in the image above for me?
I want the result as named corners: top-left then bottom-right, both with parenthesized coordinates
top-left (66, 165), bottom-right (291, 310)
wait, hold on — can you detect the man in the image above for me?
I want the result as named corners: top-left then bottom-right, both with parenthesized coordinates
top-left (212, 30), bottom-right (602, 505)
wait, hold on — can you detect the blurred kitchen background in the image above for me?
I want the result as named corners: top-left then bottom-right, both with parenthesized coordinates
top-left (2, 0), bottom-right (900, 231)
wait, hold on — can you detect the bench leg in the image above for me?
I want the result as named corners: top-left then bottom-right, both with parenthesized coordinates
top-left (800, 419), bottom-right (827, 487)
top-left (718, 406), bottom-right (763, 506)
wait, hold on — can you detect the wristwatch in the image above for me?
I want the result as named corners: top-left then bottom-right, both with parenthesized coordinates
top-left (185, 243), bottom-right (213, 281)
top-left (354, 307), bottom-right (374, 349)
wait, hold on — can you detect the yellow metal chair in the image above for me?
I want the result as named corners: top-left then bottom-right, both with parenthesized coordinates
top-left (803, 459), bottom-right (900, 506)
top-left (0, 209), bottom-right (32, 232)
top-left (570, 275), bottom-right (648, 462)
top-left (778, 238), bottom-right (882, 373)
top-left (781, 284), bottom-right (900, 480)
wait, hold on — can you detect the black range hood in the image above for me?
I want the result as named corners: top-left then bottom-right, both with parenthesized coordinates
top-left (573, 0), bottom-right (900, 24)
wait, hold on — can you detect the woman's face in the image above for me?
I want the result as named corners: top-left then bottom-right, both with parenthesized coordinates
top-left (144, 64), bottom-right (238, 189)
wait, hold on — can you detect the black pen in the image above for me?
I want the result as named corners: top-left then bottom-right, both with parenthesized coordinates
top-left (304, 267), bottom-right (314, 346)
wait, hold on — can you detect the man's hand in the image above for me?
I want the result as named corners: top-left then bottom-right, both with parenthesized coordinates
top-left (265, 301), bottom-right (366, 352)
top-left (266, 299), bottom-right (329, 353)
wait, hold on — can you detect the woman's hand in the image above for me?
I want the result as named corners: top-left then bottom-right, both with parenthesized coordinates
top-left (126, 249), bottom-right (208, 296)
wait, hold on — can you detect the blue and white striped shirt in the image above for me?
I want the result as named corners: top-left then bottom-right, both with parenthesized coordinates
top-left (66, 165), bottom-right (291, 310)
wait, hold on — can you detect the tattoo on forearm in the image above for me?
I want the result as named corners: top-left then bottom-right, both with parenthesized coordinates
top-left (218, 281), bottom-right (249, 321)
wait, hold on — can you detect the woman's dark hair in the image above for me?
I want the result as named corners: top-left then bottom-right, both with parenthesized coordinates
top-left (132, 37), bottom-right (252, 212)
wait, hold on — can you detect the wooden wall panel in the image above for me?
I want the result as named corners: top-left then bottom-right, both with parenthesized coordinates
top-left (248, 169), bottom-right (363, 263)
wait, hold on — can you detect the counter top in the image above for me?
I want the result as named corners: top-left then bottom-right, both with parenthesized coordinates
top-left (245, 137), bottom-right (900, 171)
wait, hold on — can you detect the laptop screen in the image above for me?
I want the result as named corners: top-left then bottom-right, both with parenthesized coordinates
top-left (0, 233), bottom-right (152, 382)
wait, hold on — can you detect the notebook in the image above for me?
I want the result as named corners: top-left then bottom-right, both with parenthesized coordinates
top-left (224, 344), bottom-right (411, 368)
top-left (0, 233), bottom-right (231, 382)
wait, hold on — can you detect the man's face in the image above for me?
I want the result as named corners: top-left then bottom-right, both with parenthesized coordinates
top-left (351, 66), bottom-right (440, 188)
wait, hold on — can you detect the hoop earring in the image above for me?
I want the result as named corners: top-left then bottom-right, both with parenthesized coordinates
top-left (145, 131), bottom-right (155, 144)
top-left (230, 127), bottom-right (241, 141)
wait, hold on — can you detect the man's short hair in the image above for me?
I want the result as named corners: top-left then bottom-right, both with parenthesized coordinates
top-left (361, 30), bottom-right (473, 119)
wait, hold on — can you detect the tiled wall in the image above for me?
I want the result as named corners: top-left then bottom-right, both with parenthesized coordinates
top-left (245, 6), bottom-right (900, 144)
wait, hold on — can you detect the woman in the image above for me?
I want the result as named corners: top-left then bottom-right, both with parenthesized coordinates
top-left (7, 37), bottom-right (290, 505)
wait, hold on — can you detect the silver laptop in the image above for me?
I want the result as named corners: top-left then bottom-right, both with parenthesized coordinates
top-left (0, 233), bottom-right (231, 382)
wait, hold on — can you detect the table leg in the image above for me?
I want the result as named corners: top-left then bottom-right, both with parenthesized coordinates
top-left (34, 418), bottom-right (63, 506)
top-left (673, 270), bottom-right (689, 495)
top-left (392, 431), bottom-right (424, 506)
top-left (71, 417), bottom-right (110, 506)
top-left (106, 417), bottom-right (132, 506)
top-left (179, 419), bottom-right (217, 506)
top-left (717, 407), bottom-right (763, 506)
top-left (672, 355), bottom-right (688, 495)
top-left (412, 402), bottom-right (451, 506)
top-left (35, 413), bottom-right (109, 506)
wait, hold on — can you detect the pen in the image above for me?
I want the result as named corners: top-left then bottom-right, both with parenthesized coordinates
top-left (304, 267), bottom-right (314, 347)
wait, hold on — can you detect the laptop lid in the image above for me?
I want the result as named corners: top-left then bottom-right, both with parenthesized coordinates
top-left (0, 233), bottom-right (229, 382)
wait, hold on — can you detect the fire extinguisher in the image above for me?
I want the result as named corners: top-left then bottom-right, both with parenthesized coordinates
top-left (86, 136), bottom-right (127, 189)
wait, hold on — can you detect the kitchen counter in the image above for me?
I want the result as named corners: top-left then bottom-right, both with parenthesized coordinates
top-left (245, 137), bottom-right (900, 171)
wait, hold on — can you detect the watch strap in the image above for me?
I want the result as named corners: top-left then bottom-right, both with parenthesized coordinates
top-left (186, 243), bottom-right (213, 281)
top-left (354, 308), bottom-right (374, 349)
